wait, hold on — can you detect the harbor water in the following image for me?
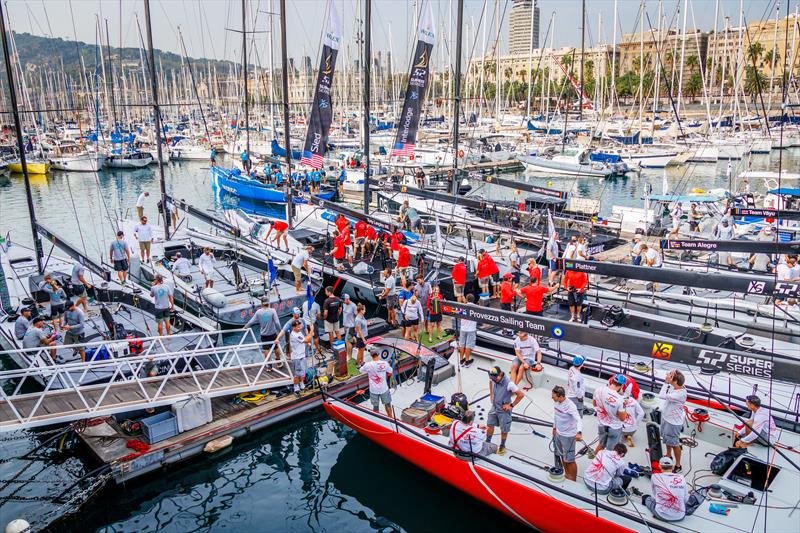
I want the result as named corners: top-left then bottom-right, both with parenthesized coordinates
top-left (0, 150), bottom-right (797, 532)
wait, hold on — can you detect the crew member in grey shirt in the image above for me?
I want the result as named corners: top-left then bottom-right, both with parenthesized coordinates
top-left (70, 262), bottom-right (91, 312)
top-left (14, 307), bottom-right (32, 340)
top-left (341, 293), bottom-right (358, 357)
top-left (63, 300), bottom-right (87, 361)
top-left (245, 297), bottom-right (281, 359)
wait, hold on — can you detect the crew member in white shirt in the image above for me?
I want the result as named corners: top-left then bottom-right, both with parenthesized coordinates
top-left (289, 320), bottom-right (313, 394)
top-left (133, 216), bottom-right (154, 263)
top-left (171, 252), bottom-right (192, 278)
top-left (583, 442), bottom-right (630, 494)
top-left (552, 385), bottom-right (582, 481)
top-left (659, 370), bottom-right (687, 472)
top-left (136, 191), bottom-right (149, 219)
top-left (670, 202), bottom-right (683, 236)
top-left (510, 330), bottom-right (542, 385)
top-left (593, 374), bottom-right (627, 453)
top-left (359, 349), bottom-right (394, 417)
top-left (449, 410), bottom-right (493, 456)
top-left (644, 456), bottom-right (690, 522)
top-left (198, 247), bottom-right (216, 288)
top-left (457, 294), bottom-right (478, 367)
top-left (622, 396), bottom-right (645, 448)
top-left (567, 355), bottom-right (586, 414)
top-left (735, 394), bottom-right (778, 448)
top-left (563, 236), bottom-right (578, 260)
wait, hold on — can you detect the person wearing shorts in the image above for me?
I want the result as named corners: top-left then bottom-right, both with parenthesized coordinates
top-left (452, 257), bottom-right (467, 302)
top-left (63, 300), bottom-right (87, 362)
top-left (360, 350), bottom-right (393, 417)
top-left (426, 284), bottom-right (443, 342)
top-left (322, 286), bottom-right (342, 341)
top-left (109, 231), bottom-right (131, 283)
top-left (289, 320), bottom-right (313, 394)
top-left (593, 375), bottom-right (626, 454)
top-left (150, 275), bottom-right (175, 336)
top-left (659, 370), bottom-right (688, 472)
top-left (485, 366), bottom-right (524, 455)
top-left (457, 294), bottom-right (477, 366)
top-left (552, 385), bottom-right (582, 481)
top-left (134, 216), bottom-right (153, 263)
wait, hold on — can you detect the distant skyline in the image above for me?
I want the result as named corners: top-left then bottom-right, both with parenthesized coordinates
top-left (4, 0), bottom-right (778, 71)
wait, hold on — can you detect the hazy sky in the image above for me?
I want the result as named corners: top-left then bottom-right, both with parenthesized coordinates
top-left (4, 0), bottom-right (779, 70)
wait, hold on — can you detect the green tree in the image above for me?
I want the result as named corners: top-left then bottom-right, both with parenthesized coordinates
top-left (685, 72), bottom-right (703, 100)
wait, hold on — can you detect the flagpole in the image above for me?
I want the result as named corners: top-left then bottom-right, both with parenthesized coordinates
top-left (363, 0), bottom-right (372, 215)
top-left (280, 0), bottom-right (294, 227)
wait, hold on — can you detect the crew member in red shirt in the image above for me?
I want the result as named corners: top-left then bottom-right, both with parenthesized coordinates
top-left (499, 273), bottom-right (519, 311)
top-left (476, 249), bottom-right (500, 298)
top-left (335, 214), bottom-right (349, 234)
top-left (390, 227), bottom-right (403, 260)
top-left (396, 244), bottom-right (411, 282)
top-left (354, 220), bottom-right (368, 258)
top-left (326, 231), bottom-right (346, 270)
top-left (264, 219), bottom-right (289, 251)
top-left (527, 258), bottom-right (542, 286)
top-left (341, 224), bottom-right (354, 264)
top-left (451, 257), bottom-right (467, 302)
top-left (520, 280), bottom-right (550, 316)
top-left (365, 225), bottom-right (378, 255)
top-left (563, 268), bottom-right (589, 322)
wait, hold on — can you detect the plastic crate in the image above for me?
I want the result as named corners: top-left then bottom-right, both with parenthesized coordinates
top-left (141, 411), bottom-right (179, 444)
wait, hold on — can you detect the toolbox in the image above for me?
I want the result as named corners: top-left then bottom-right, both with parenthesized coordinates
top-left (401, 407), bottom-right (430, 427)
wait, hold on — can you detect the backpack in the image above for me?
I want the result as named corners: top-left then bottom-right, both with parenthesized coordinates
top-left (710, 447), bottom-right (747, 475)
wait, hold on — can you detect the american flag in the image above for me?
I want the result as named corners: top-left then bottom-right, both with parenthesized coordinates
top-left (392, 142), bottom-right (415, 157)
top-left (300, 151), bottom-right (324, 169)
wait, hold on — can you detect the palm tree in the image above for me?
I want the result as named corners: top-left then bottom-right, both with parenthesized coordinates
top-left (685, 72), bottom-right (703, 100)
top-left (504, 66), bottom-right (513, 82)
top-left (685, 55), bottom-right (699, 74)
top-left (561, 53), bottom-right (573, 70)
top-left (748, 42), bottom-right (764, 64)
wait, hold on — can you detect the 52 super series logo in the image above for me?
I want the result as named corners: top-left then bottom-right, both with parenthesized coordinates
top-left (696, 350), bottom-right (773, 379)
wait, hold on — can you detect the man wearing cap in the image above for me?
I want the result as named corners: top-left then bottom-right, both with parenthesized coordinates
top-left (276, 307), bottom-right (303, 359)
top-left (567, 355), bottom-right (587, 414)
top-left (451, 257), bottom-right (467, 303)
top-left (735, 395), bottom-right (778, 448)
top-left (14, 307), bottom-right (33, 341)
top-left (562, 266), bottom-right (588, 322)
top-left (486, 366), bottom-right (524, 455)
top-left (715, 218), bottom-right (735, 268)
top-left (499, 272), bottom-right (518, 311)
top-left (110, 231), bottom-right (132, 283)
top-left (510, 330), bottom-right (542, 385)
top-left (39, 273), bottom-right (67, 331)
top-left (245, 297), bottom-right (281, 359)
top-left (659, 370), bottom-right (687, 472)
top-left (414, 274), bottom-right (432, 334)
top-left (289, 320), bottom-right (313, 394)
top-left (552, 385), bottom-right (582, 481)
top-left (341, 294), bottom-right (358, 359)
top-left (450, 410), bottom-right (494, 456)
top-left (593, 374), bottom-right (627, 453)
top-left (22, 316), bottom-right (57, 359)
top-left (643, 456), bottom-right (690, 521)
top-left (149, 275), bottom-right (175, 336)
top-left (62, 300), bottom-right (87, 361)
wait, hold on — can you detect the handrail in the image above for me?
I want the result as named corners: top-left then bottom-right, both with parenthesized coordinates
top-left (0, 332), bottom-right (292, 430)
top-left (322, 391), bottom-right (679, 533)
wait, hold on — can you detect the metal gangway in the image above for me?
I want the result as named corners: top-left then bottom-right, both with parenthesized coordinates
top-left (0, 329), bottom-right (293, 431)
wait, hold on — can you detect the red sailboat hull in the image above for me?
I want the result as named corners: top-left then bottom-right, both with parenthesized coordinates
top-left (324, 401), bottom-right (636, 533)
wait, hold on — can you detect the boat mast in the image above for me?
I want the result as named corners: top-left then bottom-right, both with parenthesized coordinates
top-left (279, 0), bottom-right (293, 227)
top-left (242, 0), bottom-right (250, 158)
top-left (526, 0), bottom-right (535, 115)
top-left (143, 0), bottom-right (170, 239)
top-left (578, 0), bottom-right (585, 120)
top-left (0, 2), bottom-right (43, 274)
top-left (105, 19), bottom-right (119, 131)
top-left (452, 0), bottom-right (464, 195)
top-left (363, 0), bottom-right (372, 214)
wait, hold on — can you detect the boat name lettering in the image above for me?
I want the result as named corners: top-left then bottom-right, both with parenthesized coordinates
top-left (399, 109), bottom-right (415, 143)
top-left (461, 307), bottom-right (545, 332)
top-left (310, 132), bottom-right (322, 154)
top-left (669, 240), bottom-right (717, 251)
top-left (696, 350), bottom-right (773, 379)
top-left (565, 261), bottom-right (596, 272)
top-left (737, 209), bottom-right (777, 217)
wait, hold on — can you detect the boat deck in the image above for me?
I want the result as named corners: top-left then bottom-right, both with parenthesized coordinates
top-left (334, 350), bottom-right (800, 533)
